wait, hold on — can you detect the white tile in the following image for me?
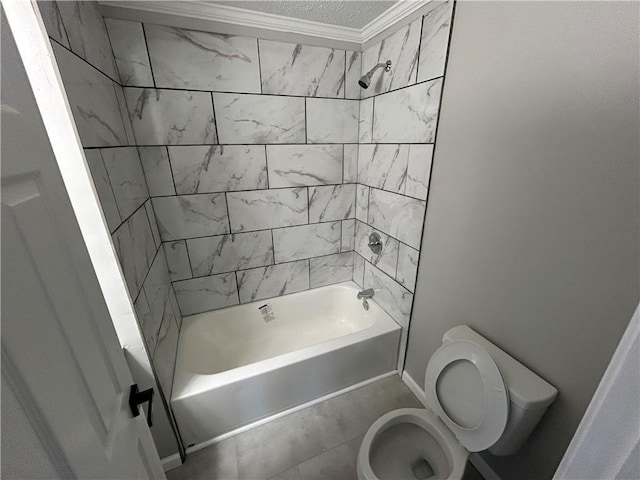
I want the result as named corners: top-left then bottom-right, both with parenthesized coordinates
top-left (145, 201), bottom-right (161, 249)
top-left (56, 0), bottom-right (119, 80)
top-left (405, 144), bottom-right (434, 200)
top-left (169, 286), bottom-right (183, 330)
top-left (345, 50), bottom-right (362, 100)
top-left (341, 219), bottom-right (355, 252)
top-left (417, 0), bottom-right (454, 82)
top-left (358, 98), bottom-right (373, 143)
top-left (354, 220), bottom-right (399, 278)
top-left (105, 18), bottom-right (154, 87)
top-left (37, 1), bottom-right (69, 48)
top-left (396, 244), bottom-right (419, 292)
top-left (307, 98), bottom-right (359, 143)
top-left (355, 185), bottom-right (370, 222)
top-left (152, 304), bottom-right (179, 395)
top-left (358, 144), bottom-right (409, 194)
top-left (187, 231), bottom-right (274, 277)
top-left (170, 145), bottom-right (267, 194)
top-left (353, 253), bottom-right (365, 288)
top-left (343, 145), bottom-right (358, 183)
top-left (84, 149), bottom-right (121, 232)
top-left (52, 43), bottom-right (128, 147)
top-left (260, 40), bottom-right (345, 97)
top-left (174, 273), bottom-right (239, 315)
top-left (237, 260), bottom-right (309, 304)
top-left (310, 252), bottom-right (354, 288)
top-left (227, 188), bottom-right (307, 233)
top-left (214, 93), bottom-right (305, 144)
top-left (114, 84), bottom-right (136, 146)
top-left (273, 222), bottom-right (341, 263)
top-left (368, 189), bottom-right (426, 249)
top-left (139, 147), bottom-right (176, 197)
top-left (361, 19), bottom-right (421, 98)
top-left (152, 194), bottom-right (230, 241)
top-left (146, 25), bottom-right (261, 93)
top-left (267, 145), bottom-right (342, 188)
top-left (163, 241), bottom-right (192, 282)
top-left (143, 250), bottom-right (172, 341)
top-left (309, 184), bottom-right (356, 223)
top-left (125, 88), bottom-right (217, 145)
top-left (373, 78), bottom-right (442, 143)
top-left (112, 206), bottom-right (156, 297)
top-left (133, 289), bottom-right (157, 355)
top-left (364, 262), bottom-right (413, 328)
top-left (101, 147), bottom-right (149, 220)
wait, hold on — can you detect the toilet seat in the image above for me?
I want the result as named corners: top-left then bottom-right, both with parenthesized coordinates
top-left (424, 340), bottom-right (509, 452)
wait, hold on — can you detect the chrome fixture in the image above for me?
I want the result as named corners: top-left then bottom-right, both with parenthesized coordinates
top-left (368, 232), bottom-right (383, 255)
top-left (358, 60), bottom-right (392, 89)
top-left (357, 288), bottom-right (375, 310)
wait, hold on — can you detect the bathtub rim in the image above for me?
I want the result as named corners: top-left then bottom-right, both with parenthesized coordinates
top-left (171, 281), bottom-right (401, 401)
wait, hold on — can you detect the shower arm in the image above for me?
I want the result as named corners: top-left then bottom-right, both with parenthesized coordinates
top-left (369, 60), bottom-right (392, 75)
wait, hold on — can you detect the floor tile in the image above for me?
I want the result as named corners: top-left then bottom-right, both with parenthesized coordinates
top-left (167, 438), bottom-right (237, 480)
top-left (266, 465), bottom-right (301, 480)
top-left (297, 443), bottom-right (357, 480)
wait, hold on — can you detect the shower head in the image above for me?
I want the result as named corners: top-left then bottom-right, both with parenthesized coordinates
top-left (358, 60), bottom-right (392, 89)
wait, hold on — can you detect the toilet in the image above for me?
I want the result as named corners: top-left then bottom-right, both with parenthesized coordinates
top-left (357, 326), bottom-right (558, 480)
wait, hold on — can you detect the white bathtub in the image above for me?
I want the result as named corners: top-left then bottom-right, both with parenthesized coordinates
top-left (171, 281), bottom-right (401, 448)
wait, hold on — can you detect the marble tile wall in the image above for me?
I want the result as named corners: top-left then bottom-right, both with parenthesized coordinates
top-left (355, 1), bottom-right (454, 356)
top-left (104, 19), bottom-right (363, 316)
top-left (40, 2), bottom-right (182, 433)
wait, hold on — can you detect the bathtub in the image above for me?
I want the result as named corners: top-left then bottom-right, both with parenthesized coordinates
top-left (171, 281), bottom-right (401, 448)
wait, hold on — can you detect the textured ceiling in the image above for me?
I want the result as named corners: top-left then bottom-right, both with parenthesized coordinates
top-left (210, 1), bottom-right (398, 29)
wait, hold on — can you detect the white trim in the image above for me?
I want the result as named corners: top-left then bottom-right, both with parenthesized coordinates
top-left (185, 371), bottom-right (398, 454)
top-left (469, 454), bottom-right (502, 480)
top-left (401, 370), bottom-right (428, 407)
top-left (160, 453), bottom-right (182, 472)
top-left (98, 0), bottom-right (430, 47)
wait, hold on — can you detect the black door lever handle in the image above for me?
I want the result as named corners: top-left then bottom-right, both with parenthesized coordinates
top-left (129, 384), bottom-right (153, 427)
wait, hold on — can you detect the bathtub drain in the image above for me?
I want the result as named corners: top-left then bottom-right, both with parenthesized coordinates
top-left (258, 304), bottom-right (275, 322)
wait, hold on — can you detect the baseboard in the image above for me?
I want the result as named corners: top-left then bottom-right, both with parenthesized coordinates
top-left (401, 370), bottom-right (428, 407)
top-left (469, 453), bottom-right (502, 480)
top-left (161, 453), bottom-right (182, 472)
top-left (186, 370), bottom-right (399, 454)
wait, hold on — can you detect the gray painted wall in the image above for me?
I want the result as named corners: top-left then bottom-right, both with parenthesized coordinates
top-left (404, 2), bottom-right (639, 479)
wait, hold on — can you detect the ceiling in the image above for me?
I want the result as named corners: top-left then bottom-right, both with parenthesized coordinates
top-left (210, 1), bottom-right (398, 29)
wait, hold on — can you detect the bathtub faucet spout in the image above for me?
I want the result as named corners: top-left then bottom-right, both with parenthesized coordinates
top-left (357, 288), bottom-right (374, 300)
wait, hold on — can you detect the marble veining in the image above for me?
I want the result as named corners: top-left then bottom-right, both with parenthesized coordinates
top-left (373, 78), bottom-right (442, 143)
top-left (139, 147), bottom-right (176, 197)
top-left (272, 222), bottom-right (341, 263)
top-left (341, 219), bottom-right (355, 252)
top-left (174, 273), bottom-right (240, 316)
top-left (345, 50), bottom-right (362, 100)
top-left (143, 251), bottom-right (172, 342)
top-left (356, 184), bottom-right (370, 222)
top-left (405, 144), bottom-right (434, 200)
top-left (227, 188), bottom-right (308, 232)
top-left (84, 149), bottom-right (121, 232)
top-left (343, 145), bottom-right (358, 183)
top-left (309, 252), bottom-right (354, 288)
top-left (170, 145), bottom-right (267, 194)
top-left (418, 1), bottom-right (454, 82)
top-left (163, 240), bottom-right (192, 282)
top-left (105, 18), bottom-right (154, 87)
top-left (364, 262), bottom-right (413, 328)
top-left (260, 40), bottom-right (345, 98)
top-left (309, 185), bottom-right (356, 223)
top-left (355, 220), bottom-right (399, 278)
top-left (114, 84), bottom-right (136, 146)
top-left (125, 88), bottom-right (217, 145)
top-left (353, 253), bottom-right (365, 288)
top-left (38, 1), bottom-right (69, 48)
top-left (145, 201), bottom-right (162, 249)
top-left (152, 298), bottom-right (179, 395)
top-left (361, 19), bottom-right (422, 98)
top-left (187, 231), bottom-right (274, 277)
top-left (237, 260), bottom-right (309, 304)
top-left (368, 189), bottom-right (426, 249)
top-left (307, 98), bottom-right (359, 143)
top-left (214, 93), bottom-right (305, 144)
top-left (146, 24), bottom-right (261, 93)
top-left (111, 206), bottom-right (156, 297)
top-left (101, 147), bottom-right (149, 220)
top-left (358, 98), bottom-right (373, 143)
top-left (396, 244), bottom-right (419, 292)
top-left (134, 290), bottom-right (158, 355)
top-left (53, 43), bottom-right (128, 147)
top-left (267, 145), bottom-right (343, 188)
top-left (55, 0), bottom-right (119, 80)
top-left (358, 144), bottom-right (409, 194)
top-left (152, 194), bottom-right (230, 241)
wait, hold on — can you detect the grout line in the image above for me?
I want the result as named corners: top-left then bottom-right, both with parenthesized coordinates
top-left (415, 13), bottom-right (425, 85)
top-left (183, 239), bottom-right (194, 279)
top-left (210, 92), bottom-right (220, 143)
top-left (264, 145), bottom-right (270, 188)
top-left (223, 192), bottom-right (233, 234)
top-left (48, 37), bottom-right (121, 85)
top-left (141, 23), bottom-right (157, 88)
top-left (84, 142), bottom-right (435, 149)
top-left (256, 38), bottom-right (264, 94)
top-left (163, 146), bottom-right (179, 195)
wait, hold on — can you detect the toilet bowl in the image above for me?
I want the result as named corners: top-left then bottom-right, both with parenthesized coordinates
top-left (357, 326), bottom-right (558, 480)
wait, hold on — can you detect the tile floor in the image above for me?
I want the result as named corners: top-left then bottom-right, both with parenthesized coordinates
top-left (167, 374), bottom-right (484, 480)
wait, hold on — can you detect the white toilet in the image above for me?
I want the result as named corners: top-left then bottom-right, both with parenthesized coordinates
top-left (357, 326), bottom-right (558, 480)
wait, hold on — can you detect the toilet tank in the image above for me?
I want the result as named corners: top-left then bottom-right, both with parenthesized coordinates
top-left (443, 326), bottom-right (558, 455)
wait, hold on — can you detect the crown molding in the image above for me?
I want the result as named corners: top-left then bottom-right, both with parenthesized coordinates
top-left (98, 0), bottom-right (431, 48)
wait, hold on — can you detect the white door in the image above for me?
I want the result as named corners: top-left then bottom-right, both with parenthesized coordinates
top-left (1, 6), bottom-right (165, 480)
